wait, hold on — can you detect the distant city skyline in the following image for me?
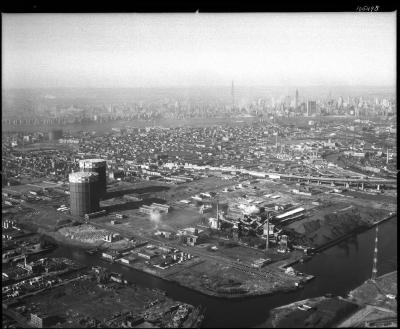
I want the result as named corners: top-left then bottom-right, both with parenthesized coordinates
top-left (2, 13), bottom-right (396, 89)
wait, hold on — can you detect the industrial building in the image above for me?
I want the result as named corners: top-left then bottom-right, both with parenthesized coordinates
top-left (275, 207), bottom-right (306, 225)
top-left (150, 203), bottom-right (170, 213)
top-left (48, 129), bottom-right (63, 141)
top-left (69, 172), bottom-right (100, 217)
top-left (139, 205), bottom-right (154, 215)
top-left (139, 203), bottom-right (170, 215)
top-left (79, 159), bottom-right (107, 198)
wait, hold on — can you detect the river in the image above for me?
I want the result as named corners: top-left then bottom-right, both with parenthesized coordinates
top-left (44, 217), bottom-right (397, 328)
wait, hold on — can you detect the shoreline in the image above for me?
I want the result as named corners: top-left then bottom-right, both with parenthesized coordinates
top-left (276, 213), bottom-right (396, 269)
top-left (40, 230), bottom-right (303, 300)
top-left (115, 258), bottom-right (300, 300)
top-left (314, 213), bottom-right (396, 253)
top-left (264, 270), bottom-right (398, 328)
top-left (31, 214), bottom-right (396, 300)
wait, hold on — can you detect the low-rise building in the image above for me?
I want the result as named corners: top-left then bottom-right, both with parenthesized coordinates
top-left (251, 258), bottom-right (271, 269)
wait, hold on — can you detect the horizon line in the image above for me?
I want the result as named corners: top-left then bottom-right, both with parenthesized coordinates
top-left (3, 84), bottom-right (396, 90)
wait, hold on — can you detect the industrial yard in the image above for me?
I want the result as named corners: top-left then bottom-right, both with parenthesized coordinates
top-left (4, 166), bottom-right (395, 300)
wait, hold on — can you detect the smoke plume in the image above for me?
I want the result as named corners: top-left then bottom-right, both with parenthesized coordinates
top-left (238, 204), bottom-right (260, 215)
top-left (149, 209), bottom-right (162, 229)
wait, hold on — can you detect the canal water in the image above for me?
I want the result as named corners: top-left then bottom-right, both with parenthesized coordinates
top-left (46, 217), bottom-right (397, 328)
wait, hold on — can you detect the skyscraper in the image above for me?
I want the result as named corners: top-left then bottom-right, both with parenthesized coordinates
top-left (307, 100), bottom-right (317, 116)
top-left (338, 96), bottom-right (343, 108)
top-left (295, 89), bottom-right (299, 110)
top-left (231, 80), bottom-right (235, 109)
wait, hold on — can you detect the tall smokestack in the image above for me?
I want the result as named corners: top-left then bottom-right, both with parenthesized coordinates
top-left (387, 148), bottom-right (389, 165)
top-left (216, 200), bottom-right (220, 229)
top-left (266, 214), bottom-right (270, 254)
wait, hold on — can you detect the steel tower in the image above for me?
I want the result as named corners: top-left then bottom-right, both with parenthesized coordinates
top-left (371, 225), bottom-right (379, 281)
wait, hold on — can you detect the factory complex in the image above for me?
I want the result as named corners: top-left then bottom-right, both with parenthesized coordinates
top-left (2, 117), bottom-right (397, 327)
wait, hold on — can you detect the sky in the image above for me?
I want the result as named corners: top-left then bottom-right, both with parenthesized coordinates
top-left (2, 13), bottom-right (396, 89)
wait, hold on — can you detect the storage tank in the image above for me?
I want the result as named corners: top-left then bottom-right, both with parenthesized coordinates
top-left (69, 172), bottom-right (100, 217)
top-left (48, 129), bottom-right (63, 141)
top-left (79, 159), bottom-right (107, 198)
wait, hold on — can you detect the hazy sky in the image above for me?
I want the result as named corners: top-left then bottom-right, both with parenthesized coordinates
top-left (2, 13), bottom-right (396, 89)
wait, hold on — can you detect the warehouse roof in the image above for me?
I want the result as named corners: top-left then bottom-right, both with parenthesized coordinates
top-left (275, 207), bottom-right (305, 219)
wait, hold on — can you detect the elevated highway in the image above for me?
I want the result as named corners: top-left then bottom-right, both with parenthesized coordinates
top-left (273, 173), bottom-right (396, 185)
top-left (184, 164), bottom-right (397, 185)
top-left (243, 170), bottom-right (397, 184)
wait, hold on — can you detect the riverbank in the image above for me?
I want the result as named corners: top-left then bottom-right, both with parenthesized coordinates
top-left (116, 258), bottom-right (302, 299)
top-left (314, 212), bottom-right (396, 253)
top-left (263, 296), bottom-right (359, 328)
top-left (32, 215), bottom-right (391, 300)
top-left (347, 270), bottom-right (397, 308)
top-left (264, 213), bottom-right (397, 270)
top-left (33, 215), bottom-right (397, 328)
top-left (38, 228), bottom-right (310, 299)
top-left (287, 201), bottom-right (394, 248)
top-left (337, 271), bottom-right (397, 327)
top-left (264, 270), bottom-right (398, 328)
